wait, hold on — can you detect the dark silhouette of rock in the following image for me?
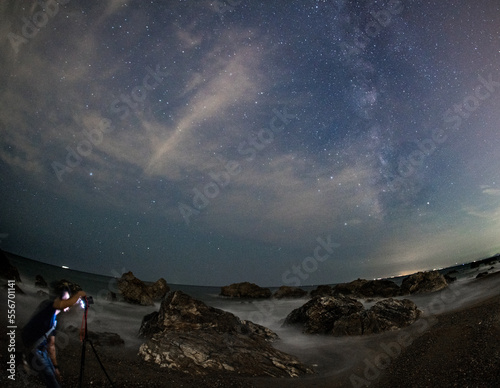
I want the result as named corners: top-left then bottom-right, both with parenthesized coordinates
top-left (65, 325), bottom-right (124, 346)
top-left (283, 295), bottom-right (364, 335)
top-left (149, 278), bottom-right (169, 299)
top-left (362, 299), bottom-right (421, 334)
top-left (138, 291), bottom-right (313, 377)
top-left (444, 274), bottom-right (457, 283)
top-left (470, 254), bottom-right (499, 268)
top-left (333, 278), bottom-right (401, 298)
top-left (283, 295), bottom-right (420, 336)
top-left (105, 291), bottom-right (117, 302)
top-left (35, 274), bottom-right (48, 288)
top-left (0, 249), bottom-right (21, 282)
top-left (273, 286), bottom-right (308, 299)
top-left (310, 285), bottom-right (333, 298)
top-left (400, 271), bottom-right (448, 295)
top-left (117, 271), bottom-right (169, 306)
top-left (476, 272), bottom-right (489, 279)
top-left (220, 282), bottom-right (271, 299)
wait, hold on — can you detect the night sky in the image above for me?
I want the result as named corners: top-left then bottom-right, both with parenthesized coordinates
top-left (1, 0), bottom-right (500, 286)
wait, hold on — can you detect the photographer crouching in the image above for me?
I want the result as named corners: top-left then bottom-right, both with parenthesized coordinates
top-left (21, 283), bottom-right (87, 388)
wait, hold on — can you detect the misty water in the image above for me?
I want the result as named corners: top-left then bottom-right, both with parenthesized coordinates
top-left (8, 254), bottom-right (500, 381)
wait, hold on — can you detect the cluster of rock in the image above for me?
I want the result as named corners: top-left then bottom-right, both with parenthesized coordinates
top-left (220, 282), bottom-right (272, 298)
top-left (310, 271), bottom-right (448, 299)
top-left (117, 271), bottom-right (169, 306)
top-left (283, 295), bottom-right (421, 336)
top-left (220, 282), bottom-right (308, 299)
top-left (138, 290), bottom-right (313, 377)
top-left (220, 271), bottom-right (449, 302)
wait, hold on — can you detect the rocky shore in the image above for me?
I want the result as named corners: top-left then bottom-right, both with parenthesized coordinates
top-left (1, 252), bottom-right (499, 387)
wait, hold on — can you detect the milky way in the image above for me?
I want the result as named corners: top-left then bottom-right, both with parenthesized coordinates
top-left (1, 0), bottom-right (499, 286)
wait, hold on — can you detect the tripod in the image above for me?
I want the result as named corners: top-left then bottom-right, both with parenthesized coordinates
top-left (79, 297), bottom-right (114, 388)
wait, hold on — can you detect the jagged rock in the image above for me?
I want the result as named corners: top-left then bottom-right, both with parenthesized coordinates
top-left (138, 291), bottom-right (313, 377)
top-left (65, 325), bottom-right (124, 346)
top-left (283, 295), bottom-right (364, 335)
top-left (149, 278), bottom-right (169, 299)
top-left (400, 271), bottom-right (448, 295)
top-left (0, 249), bottom-right (22, 282)
top-left (117, 271), bottom-right (169, 306)
top-left (35, 275), bottom-right (48, 288)
top-left (333, 278), bottom-right (401, 298)
top-left (362, 299), bottom-right (421, 334)
top-left (273, 286), bottom-right (308, 299)
top-left (476, 272), bottom-right (489, 279)
top-left (220, 282), bottom-right (271, 299)
top-left (283, 295), bottom-right (420, 336)
top-left (310, 285), bottom-right (333, 298)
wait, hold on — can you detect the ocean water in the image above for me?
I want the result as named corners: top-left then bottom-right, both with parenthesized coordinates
top-left (5, 252), bottom-right (500, 380)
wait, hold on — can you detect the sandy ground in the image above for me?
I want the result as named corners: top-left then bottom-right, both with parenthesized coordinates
top-left (2, 272), bottom-right (499, 387)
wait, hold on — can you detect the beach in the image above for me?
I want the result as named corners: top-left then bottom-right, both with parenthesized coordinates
top-left (1, 256), bottom-right (499, 387)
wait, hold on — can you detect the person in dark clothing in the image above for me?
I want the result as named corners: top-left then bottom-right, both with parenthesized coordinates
top-left (22, 285), bottom-right (86, 387)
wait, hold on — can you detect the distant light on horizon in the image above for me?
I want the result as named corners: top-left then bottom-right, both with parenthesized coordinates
top-left (62, 265), bottom-right (70, 269)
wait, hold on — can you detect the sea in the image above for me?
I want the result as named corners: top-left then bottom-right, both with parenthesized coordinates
top-left (5, 252), bottom-right (500, 381)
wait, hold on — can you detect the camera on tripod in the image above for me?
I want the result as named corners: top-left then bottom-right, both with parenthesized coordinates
top-left (80, 296), bottom-right (94, 309)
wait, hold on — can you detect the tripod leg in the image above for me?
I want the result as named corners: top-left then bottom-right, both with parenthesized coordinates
top-left (88, 339), bottom-right (115, 387)
top-left (79, 339), bottom-right (87, 388)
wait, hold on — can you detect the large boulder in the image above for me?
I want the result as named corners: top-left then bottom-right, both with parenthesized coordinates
top-left (310, 285), bottom-right (333, 298)
top-left (333, 278), bottom-right (401, 298)
top-left (362, 298), bottom-right (421, 334)
top-left (117, 271), bottom-right (169, 306)
top-left (273, 286), bottom-right (308, 299)
top-left (400, 271), bottom-right (448, 295)
top-left (283, 295), bottom-right (420, 336)
top-left (138, 291), bottom-right (313, 377)
top-left (283, 295), bottom-right (364, 335)
top-left (220, 282), bottom-right (272, 298)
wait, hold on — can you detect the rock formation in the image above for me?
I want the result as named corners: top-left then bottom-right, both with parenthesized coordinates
top-left (273, 286), bottom-right (308, 299)
top-left (400, 271), bottom-right (448, 295)
top-left (333, 278), bottom-right (401, 298)
top-left (310, 284), bottom-right (333, 298)
top-left (117, 271), bottom-right (169, 306)
top-left (310, 279), bottom-right (401, 299)
top-left (283, 295), bottom-right (421, 336)
top-left (138, 291), bottom-right (313, 377)
top-left (35, 274), bottom-right (48, 288)
top-left (220, 282), bottom-right (272, 298)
